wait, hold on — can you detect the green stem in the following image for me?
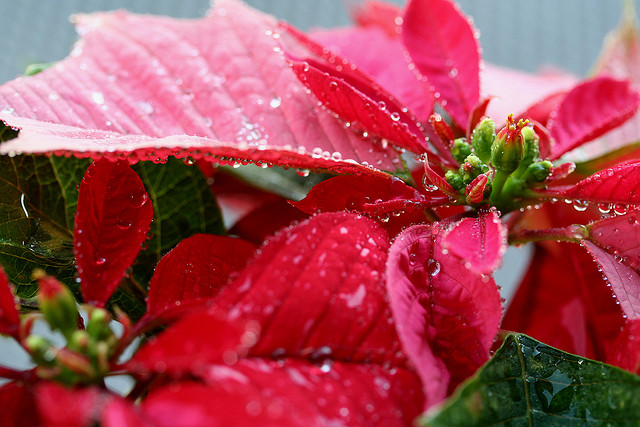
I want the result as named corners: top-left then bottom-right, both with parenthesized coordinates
top-left (508, 225), bottom-right (588, 246)
top-left (489, 170), bottom-right (509, 205)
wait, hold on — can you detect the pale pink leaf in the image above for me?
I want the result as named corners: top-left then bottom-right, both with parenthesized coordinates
top-left (0, 1), bottom-right (401, 174)
top-left (402, 0), bottom-right (480, 128)
top-left (386, 222), bottom-right (502, 408)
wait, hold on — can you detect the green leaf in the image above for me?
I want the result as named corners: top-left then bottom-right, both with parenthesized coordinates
top-left (421, 333), bottom-right (640, 427)
top-left (131, 158), bottom-right (225, 285)
top-left (0, 153), bottom-right (90, 297)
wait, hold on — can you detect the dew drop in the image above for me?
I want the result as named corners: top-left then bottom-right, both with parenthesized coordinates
top-left (426, 259), bottom-right (441, 277)
top-left (91, 92), bottom-right (105, 105)
top-left (95, 257), bottom-right (107, 266)
top-left (390, 111), bottom-right (400, 121)
top-left (613, 204), bottom-right (628, 216)
top-left (572, 200), bottom-right (588, 211)
top-left (116, 219), bottom-right (132, 230)
top-left (269, 97), bottom-right (281, 108)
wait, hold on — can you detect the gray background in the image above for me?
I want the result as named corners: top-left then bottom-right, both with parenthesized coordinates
top-left (0, 0), bottom-right (634, 83)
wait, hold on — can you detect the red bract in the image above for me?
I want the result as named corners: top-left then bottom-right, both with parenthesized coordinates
top-left (74, 158), bottom-right (153, 306)
top-left (127, 212), bottom-right (424, 425)
top-left (0, 266), bottom-right (19, 338)
top-left (548, 77), bottom-right (640, 159)
top-left (146, 234), bottom-right (255, 317)
top-left (503, 242), bottom-right (624, 359)
top-left (386, 219), bottom-right (503, 407)
top-left (402, 0), bottom-right (480, 129)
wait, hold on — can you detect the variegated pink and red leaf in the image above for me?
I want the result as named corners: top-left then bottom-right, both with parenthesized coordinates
top-left (74, 159), bottom-right (153, 306)
top-left (385, 220), bottom-right (502, 408)
top-left (441, 210), bottom-right (506, 275)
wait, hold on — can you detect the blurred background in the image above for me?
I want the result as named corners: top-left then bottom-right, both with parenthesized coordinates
top-left (0, 0), bottom-right (633, 83)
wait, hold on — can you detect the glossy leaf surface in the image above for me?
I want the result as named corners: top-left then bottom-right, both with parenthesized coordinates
top-left (216, 212), bottom-right (404, 364)
top-left (549, 160), bottom-right (640, 204)
top-left (386, 221), bottom-right (502, 407)
top-left (74, 159), bottom-right (153, 306)
top-left (0, 153), bottom-right (89, 296)
top-left (402, 0), bottom-right (480, 128)
top-left (147, 234), bottom-right (255, 317)
top-left (421, 334), bottom-right (640, 427)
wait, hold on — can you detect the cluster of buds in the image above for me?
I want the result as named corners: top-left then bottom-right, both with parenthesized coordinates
top-left (435, 114), bottom-right (553, 211)
top-left (23, 271), bottom-right (120, 386)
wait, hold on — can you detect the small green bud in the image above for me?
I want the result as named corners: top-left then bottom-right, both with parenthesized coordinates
top-left (525, 160), bottom-right (553, 183)
top-left (471, 118), bottom-right (495, 163)
top-left (451, 137), bottom-right (472, 163)
top-left (35, 270), bottom-right (78, 338)
top-left (25, 335), bottom-right (53, 365)
top-left (445, 170), bottom-right (465, 191)
top-left (86, 308), bottom-right (114, 342)
top-left (460, 154), bottom-right (489, 184)
top-left (520, 125), bottom-right (540, 168)
top-left (491, 115), bottom-right (526, 174)
top-left (68, 330), bottom-right (91, 352)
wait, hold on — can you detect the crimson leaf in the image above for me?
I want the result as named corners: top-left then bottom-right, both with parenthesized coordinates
top-left (74, 159), bottom-right (153, 306)
top-left (0, 267), bottom-right (19, 338)
top-left (146, 234), bottom-right (255, 318)
top-left (402, 0), bottom-right (480, 129)
top-left (548, 76), bottom-right (640, 159)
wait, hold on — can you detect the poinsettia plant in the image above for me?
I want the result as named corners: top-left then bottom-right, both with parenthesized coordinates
top-left (1, 0), bottom-right (640, 425)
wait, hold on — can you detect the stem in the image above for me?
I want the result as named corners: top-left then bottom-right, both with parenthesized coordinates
top-left (508, 225), bottom-right (588, 246)
top-left (0, 365), bottom-right (34, 381)
top-left (489, 170), bottom-right (509, 205)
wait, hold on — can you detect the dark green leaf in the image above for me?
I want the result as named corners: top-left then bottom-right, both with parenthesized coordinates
top-left (131, 158), bottom-right (225, 285)
top-left (421, 333), bottom-right (640, 427)
top-left (0, 153), bottom-right (90, 297)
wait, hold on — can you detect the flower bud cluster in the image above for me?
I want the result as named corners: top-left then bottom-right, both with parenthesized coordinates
top-left (24, 272), bottom-right (120, 386)
top-left (441, 114), bottom-right (553, 211)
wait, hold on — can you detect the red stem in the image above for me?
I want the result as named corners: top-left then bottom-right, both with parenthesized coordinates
top-left (508, 225), bottom-right (588, 246)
